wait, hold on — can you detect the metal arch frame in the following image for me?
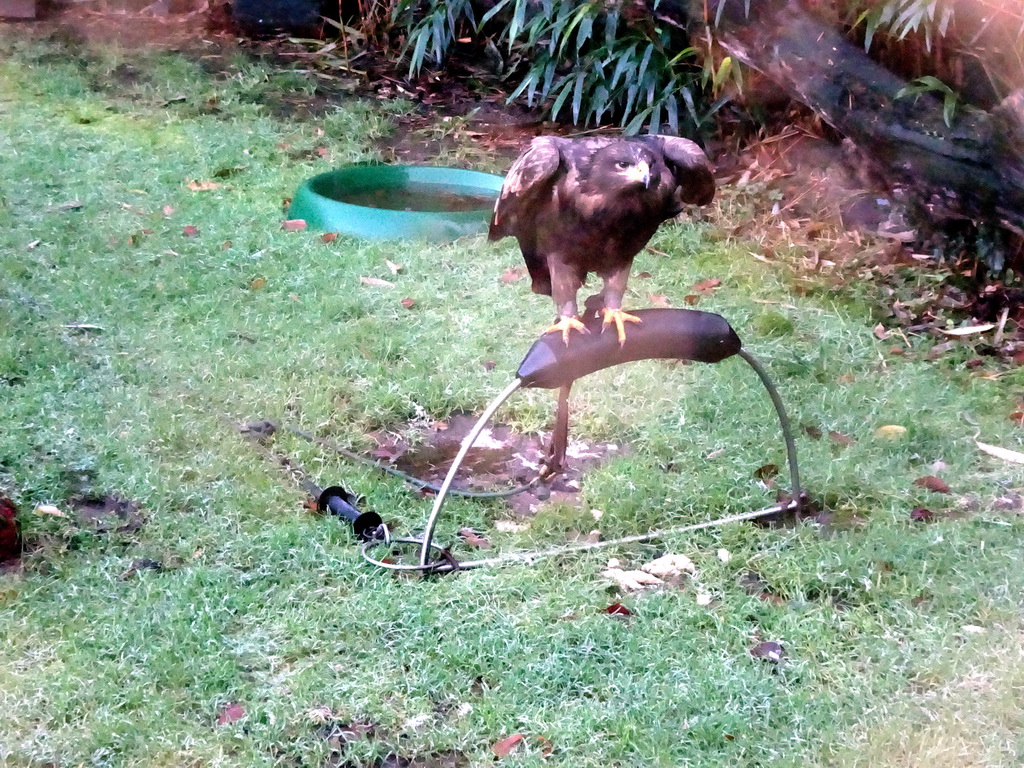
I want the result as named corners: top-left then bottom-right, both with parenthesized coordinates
top-left (365, 346), bottom-right (804, 574)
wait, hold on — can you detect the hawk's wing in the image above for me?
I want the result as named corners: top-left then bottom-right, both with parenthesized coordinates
top-left (488, 137), bottom-right (563, 240)
top-left (640, 135), bottom-right (716, 206)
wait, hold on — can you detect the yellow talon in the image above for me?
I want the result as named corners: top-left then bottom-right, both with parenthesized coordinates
top-left (602, 308), bottom-right (642, 345)
top-left (544, 316), bottom-right (590, 345)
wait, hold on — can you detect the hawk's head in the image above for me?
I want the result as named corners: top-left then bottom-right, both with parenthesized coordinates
top-left (592, 142), bottom-right (654, 190)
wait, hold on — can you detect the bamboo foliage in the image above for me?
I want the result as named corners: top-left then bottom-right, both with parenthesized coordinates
top-left (393, 0), bottom-right (726, 134)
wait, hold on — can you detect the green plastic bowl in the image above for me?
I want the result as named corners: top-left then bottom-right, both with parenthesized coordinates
top-left (288, 165), bottom-right (505, 242)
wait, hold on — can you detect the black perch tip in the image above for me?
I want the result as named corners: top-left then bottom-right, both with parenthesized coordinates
top-left (517, 308), bottom-right (742, 390)
top-left (318, 485), bottom-right (383, 540)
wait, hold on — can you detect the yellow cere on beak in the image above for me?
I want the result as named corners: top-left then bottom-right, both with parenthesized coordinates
top-left (625, 160), bottom-right (651, 188)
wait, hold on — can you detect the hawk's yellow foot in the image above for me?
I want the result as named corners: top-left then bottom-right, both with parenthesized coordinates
top-left (545, 315), bottom-right (590, 345)
top-left (602, 308), bottom-right (642, 345)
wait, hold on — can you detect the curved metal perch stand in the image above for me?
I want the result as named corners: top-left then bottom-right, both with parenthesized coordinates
top-left (392, 308), bottom-right (802, 573)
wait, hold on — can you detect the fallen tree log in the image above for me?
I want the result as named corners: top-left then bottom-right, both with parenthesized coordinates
top-left (658, 0), bottom-right (1024, 267)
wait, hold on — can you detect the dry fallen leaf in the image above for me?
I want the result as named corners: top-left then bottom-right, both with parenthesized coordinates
top-left (249, 277), bottom-right (267, 291)
top-left (187, 180), bottom-right (221, 191)
top-left (34, 504), bottom-right (68, 518)
top-left (976, 440), bottom-right (1024, 464)
top-left (873, 323), bottom-right (890, 340)
top-left (537, 735), bottom-right (554, 757)
top-left (491, 734), bottom-right (526, 758)
top-left (217, 702), bottom-right (246, 725)
top-left (500, 266), bottom-right (526, 284)
top-left (162, 204), bottom-right (174, 216)
top-left (281, 219), bottom-right (307, 231)
top-left (457, 528), bottom-right (491, 549)
top-left (640, 553), bottom-right (696, 578)
top-left (750, 641), bottom-right (784, 663)
top-left (910, 507), bottom-right (935, 522)
top-left (182, 225), bottom-right (200, 237)
top-left (400, 297), bottom-right (415, 309)
top-left (494, 520), bottom-right (529, 533)
top-left (692, 278), bottom-right (721, 294)
top-left (50, 200), bottom-right (83, 212)
top-left (303, 706), bottom-right (335, 724)
top-left (385, 259), bottom-right (403, 274)
top-left (914, 475), bottom-right (951, 494)
top-left (829, 430), bottom-right (855, 447)
top-left (602, 566), bottom-right (664, 591)
top-left (803, 424), bottom-right (823, 440)
top-left (874, 425), bottom-right (907, 440)
top-left (359, 276), bottom-right (395, 288)
top-left (939, 323), bottom-right (996, 336)
top-left (603, 602), bottom-right (633, 616)
top-left (648, 294), bottom-right (670, 307)
top-left (320, 232), bottom-right (338, 244)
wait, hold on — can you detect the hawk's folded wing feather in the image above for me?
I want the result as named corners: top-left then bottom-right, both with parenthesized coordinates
top-left (488, 137), bottom-right (563, 239)
top-left (640, 134), bottom-right (716, 206)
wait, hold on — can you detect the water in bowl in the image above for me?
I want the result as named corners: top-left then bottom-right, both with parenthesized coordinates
top-left (338, 182), bottom-right (496, 213)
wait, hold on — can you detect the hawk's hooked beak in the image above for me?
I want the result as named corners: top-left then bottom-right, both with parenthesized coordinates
top-left (626, 160), bottom-right (651, 188)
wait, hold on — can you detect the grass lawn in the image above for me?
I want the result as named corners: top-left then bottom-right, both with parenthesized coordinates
top-left (2, 25), bottom-right (1023, 768)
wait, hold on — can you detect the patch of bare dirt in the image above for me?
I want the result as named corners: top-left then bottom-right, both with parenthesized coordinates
top-left (370, 411), bottom-right (623, 517)
top-left (69, 493), bottom-right (146, 533)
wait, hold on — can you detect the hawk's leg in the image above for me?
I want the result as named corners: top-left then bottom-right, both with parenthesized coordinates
top-left (544, 260), bottom-right (588, 345)
top-left (599, 266), bottom-right (642, 345)
top-left (541, 383), bottom-right (572, 480)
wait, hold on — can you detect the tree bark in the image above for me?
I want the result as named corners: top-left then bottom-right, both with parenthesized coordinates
top-left (658, 0), bottom-right (1024, 254)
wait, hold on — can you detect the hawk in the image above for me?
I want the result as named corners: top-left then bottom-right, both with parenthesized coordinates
top-left (489, 134), bottom-right (715, 344)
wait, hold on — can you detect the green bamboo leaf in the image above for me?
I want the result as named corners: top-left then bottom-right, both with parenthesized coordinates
top-left (555, 4), bottom-right (587, 57)
top-left (541, 58), bottom-right (557, 100)
top-left (668, 46), bottom-right (697, 66)
top-left (854, 8), bottom-right (878, 50)
top-left (681, 85), bottom-right (698, 124)
top-left (916, 75), bottom-right (952, 94)
top-left (592, 83), bottom-right (610, 124)
top-left (550, 76), bottom-right (574, 120)
top-left (938, 5), bottom-right (953, 36)
top-left (649, 101), bottom-right (662, 135)
top-left (572, 70), bottom-right (586, 123)
top-left (604, 8), bottom-right (619, 47)
top-left (943, 90), bottom-right (958, 126)
top-left (624, 81), bottom-right (639, 118)
top-left (509, 0), bottom-right (527, 43)
top-left (507, 68), bottom-right (537, 103)
top-left (644, 67), bottom-right (657, 105)
top-left (713, 56), bottom-right (733, 92)
top-left (575, 13), bottom-right (594, 53)
top-left (636, 42), bottom-right (654, 85)
top-left (409, 28), bottom-right (430, 75)
top-left (665, 91), bottom-right (679, 133)
top-left (623, 105), bottom-right (652, 134)
top-left (430, 17), bottom-right (444, 62)
top-left (480, 0), bottom-right (513, 25)
top-left (610, 43), bottom-right (637, 89)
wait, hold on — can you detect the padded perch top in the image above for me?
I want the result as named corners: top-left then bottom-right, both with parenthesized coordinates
top-left (516, 308), bottom-right (743, 390)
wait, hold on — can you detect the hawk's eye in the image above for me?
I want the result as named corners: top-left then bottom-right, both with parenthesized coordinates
top-left (615, 160), bottom-right (631, 169)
